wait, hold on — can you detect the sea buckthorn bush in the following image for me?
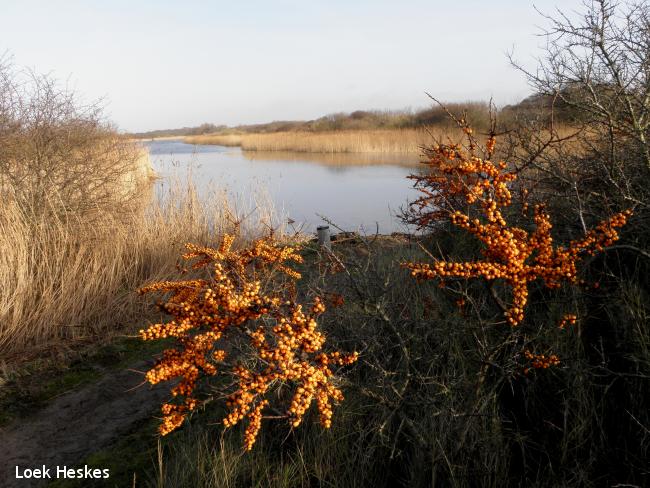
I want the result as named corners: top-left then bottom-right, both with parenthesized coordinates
top-left (139, 234), bottom-right (357, 450)
top-left (403, 123), bottom-right (631, 362)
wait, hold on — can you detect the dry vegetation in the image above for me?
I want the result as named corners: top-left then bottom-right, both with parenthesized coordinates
top-left (0, 59), bottom-right (285, 360)
top-left (0, 180), bottom-right (286, 360)
top-left (186, 128), bottom-right (456, 154)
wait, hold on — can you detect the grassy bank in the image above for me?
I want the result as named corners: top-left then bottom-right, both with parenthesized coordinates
top-left (185, 128), bottom-right (456, 153)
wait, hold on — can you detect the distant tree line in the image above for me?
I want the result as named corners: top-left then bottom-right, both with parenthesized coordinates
top-left (130, 95), bottom-right (592, 139)
top-left (130, 122), bottom-right (227, 139)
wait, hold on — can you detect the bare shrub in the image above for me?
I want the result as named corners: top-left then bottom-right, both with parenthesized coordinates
top-left (0, 56), bottom-right (151, 222)
top-left (508, 0), bottom-right (650, 217)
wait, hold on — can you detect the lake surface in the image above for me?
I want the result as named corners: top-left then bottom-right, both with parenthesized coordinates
top-left (143, 139), bottom-right (425, 234)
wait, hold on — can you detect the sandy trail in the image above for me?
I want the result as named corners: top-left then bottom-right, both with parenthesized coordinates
top-left (0, 361), bottom-right (168, 487)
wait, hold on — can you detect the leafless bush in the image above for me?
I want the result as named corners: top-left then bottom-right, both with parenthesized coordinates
top-left (0, 56), bottom-right (151, 223)
top-left (508, 0), bottom-right (650, 219)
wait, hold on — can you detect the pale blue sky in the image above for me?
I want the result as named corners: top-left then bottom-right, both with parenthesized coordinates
top-left (2, 0), bottom-right (585, 132)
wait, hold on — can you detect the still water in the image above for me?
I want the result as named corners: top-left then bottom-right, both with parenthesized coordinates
top-left (144, 139), bottom-right (424, 234)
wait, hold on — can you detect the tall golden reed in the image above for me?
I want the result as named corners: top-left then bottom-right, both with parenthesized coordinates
top-left (0, 170), bottom-right (284, 361)
top-left (186, 128), bottom-right (455, 154)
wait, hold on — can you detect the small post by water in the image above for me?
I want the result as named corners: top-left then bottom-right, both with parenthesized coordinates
top-left (317, 225), bottom-right (331, 250)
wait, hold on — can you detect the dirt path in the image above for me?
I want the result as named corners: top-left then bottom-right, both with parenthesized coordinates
top-left (0, 360), bottom-right (168, 488)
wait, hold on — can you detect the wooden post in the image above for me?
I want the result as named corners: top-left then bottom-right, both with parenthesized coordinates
top-left (317, 225), bottom-right (331, 250)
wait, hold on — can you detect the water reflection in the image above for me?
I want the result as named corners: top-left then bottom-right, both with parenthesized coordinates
top-left (242, 150), bottom-right (422, 170)
top-left (142, 139), bottom-right (425, 234)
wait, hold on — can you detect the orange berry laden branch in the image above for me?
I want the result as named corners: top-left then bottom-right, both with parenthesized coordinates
top-left (138, 235), bottom-right (358, 450)
top-left (402, 124), bottom-right (631, 370)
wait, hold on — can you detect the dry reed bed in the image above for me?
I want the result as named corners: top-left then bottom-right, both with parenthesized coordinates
top-left (186, 128), bottom-right (456, 154)
top-left (0, 178), bottom-right (284, 361)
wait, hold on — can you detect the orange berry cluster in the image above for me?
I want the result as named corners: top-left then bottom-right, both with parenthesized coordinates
top-left (224, 297), bottom-right (358, 449)
top-left (138, 234), bottom-right (357, 450)
top-left (407, 137), bottom-right (515, 228)
top-left (243, 400), bottom-right (268, 451)
top-left (404, 135), bottom-right (632, 326)
top-left (523, 349), bottom-right (560, 374)
top-left (558, 314), bottom-right (577, 329)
